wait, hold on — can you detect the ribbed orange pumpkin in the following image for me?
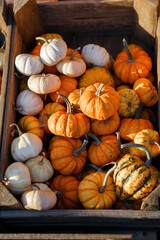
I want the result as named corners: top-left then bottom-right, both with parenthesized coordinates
top-left (139, 107), bottom-right (156, 121)
top-left (50, 137), bottom-right (88, 175)
top-left (78, 162), bottom-right (117, 209)
top-left (130, 129), bottom-right (160, 159)
top-left (113, 198), bottom-right (142, 210)
top-left (88, 134), bottom-right (121, 166)
top-left (50, 175), bottom-right (81, 209)
top-left (48, 93), bottom-right (90, 138)
top-left (39, 102), bottom-right (66, 134)
top-left (79, 83), bottom-right (120, 120)
top-left (75, 168), bottom-right (97, 181)
top-left (67, 48), bottom-right (82, 58)
top-left (114, 143), bottom-right (159, 201)
top-left (113, 39), bottom-right (152, 84)
top-left (147, 72), bottom-right (155, 85)
top-left (118, 89), bottom-right (140, 118)
top-left (18, 116), bottom-right (44, 140)
top-left (91, 111), bottom-right (120, 135)
top-left (78, 66), bottom-right (115, 88)
top-left (116, 85), bottom-right (131, 92)
top-left (133, 78), bottom-right (158, 107)
top-left (49, 75), bottom-right (78, 103)
top-left (119, 104), bottom-right (154, 141)
top-left (68, 87), bottom-right (85, 110)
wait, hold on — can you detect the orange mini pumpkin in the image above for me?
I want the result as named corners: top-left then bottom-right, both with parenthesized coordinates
top-left (48, 93), bottom-right (90, 138)
top-left (113, 39), bottom-right (152, 84)
top-left (91, 111), bottom-right (120, 135)
top-left (119, 104), bottom-right (154, 141)
top-left (50, 175), bottom-right (81, 209)
top-left (79, 83), bottom-right (120, 120)
top-left (68, 87), bottom-right (85, 110)
top-left (78, 162), bottom-right (117, 209)
top-left (67, 48), bottom-right (82, 58)
top-left (18, 116), bottom-right (44, 140)
top-left (116, 85), bottom-right (132, 92)
top-left (133, 78), bottom-right (158, 107)
top-left (49, 75), bottom-right (78, 103)
top-left (88, 134), bottom-right (121, 166)
top-left (36, 33), bottom-right (63, 45)
top-left (50, 137), bottom-right (88, 175)
top-left (39, 102), bottom-right (66, 134)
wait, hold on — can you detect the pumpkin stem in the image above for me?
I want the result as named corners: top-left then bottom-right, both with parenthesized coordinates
top-left (12, 102), bottom-right (23, 112)
top-left (14, 72), bottom-right (25, 79)
top-left (10, 123), bottom-right (22, 136)
top-left (73, 139), bottom-right (88, 157)
top-left (88, 133), bottom-right (101, 146)
top-left (39, 152), bottom-right (45, 165)
top-left (54, 190), bottom-right (62, 199)
top-left (79, 88), bottom-right (83, 97)
top-left (28, 184), bottom-right (41, 190)
top-left (57, 92), bottom-right (72, 114)
top-left (121, 143), bottom-right (152, 168)
top-left (39, 114), bottom-right (46, 128)
top-left (35, 37), bottom-right (49, 44)
top-left (43, 94), bottom-right (47, 102)
top-left (116, 132), bottom-right (127, 154)
top-left (135, 103), bottom-right (144, 119)
top-left (122, 38), bottom-right (134, 63)
top-left (2, 176), bottom-right (10, 185)
top-left (150, 141), bottom-right (160, 151)
top-left (86, 163), bottom-right (106, 174)
top-left (70, 47), bottom-right (81, 61)
top-left (109, 54), bottom-right (114, 73)
top-left (99, 162), bottom-right (117, 193)
top-left (95, 83), bottom-right (104, 97)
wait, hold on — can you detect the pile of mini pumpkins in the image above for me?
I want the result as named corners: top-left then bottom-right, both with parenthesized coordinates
top-left (3, 33), bottom-right (160, 211)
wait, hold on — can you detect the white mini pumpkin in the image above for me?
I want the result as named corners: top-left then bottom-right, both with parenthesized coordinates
top-left (56, 48), bottom-right (86, 77)
top-left (27, 74), bottom-right (61, 94)
top-left (10, 123), bottom-right (43, 162)
top-left (21, 183), bottom-right (57, 210)
top-left (82, 44), bottom-right (110, 67)
top-left (3, 162), bottom-right (31, 195)
top-left (25, 154), bottom-right (54, 182)
top-left (15, 54), bottom-right (44, 76)
top-left (16, 90), bottom-right (44, 115)
top-left (36, 37), bottom-right (67, 66)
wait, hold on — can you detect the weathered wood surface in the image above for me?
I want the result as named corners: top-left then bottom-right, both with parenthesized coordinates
top-left (0, 0), bottom-right (8, 33)
top-left (133, 0), bottom-right (159, 48)
top-left (0, 4), bottom-right (13, 161)
top-left (14, 0), bottom-right (45, 49)
top-left (0, 183), bottom-right (23, 209)
top-left (156, 17), bottom-right (160, 132)
top-left (0, 232), bottom-right (157, 240)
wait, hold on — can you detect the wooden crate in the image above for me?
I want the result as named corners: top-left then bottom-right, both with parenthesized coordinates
top-left (1, 0), bottom-right (160, 234)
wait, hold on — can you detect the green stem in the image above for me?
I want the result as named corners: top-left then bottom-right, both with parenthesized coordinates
top-left (57, 92), bottom-right (72, 114)
top-left (39, 152), bottom-right (45, 165)
top-left (73, 140), bottom-right (88, 157)
top-left (88, 133), bottom-right (101, 146)
top-left (122, 38), bottom-right (134, 63)
top-left (116, 132), bottom-right (126, 154)
top-left (10, 123), bottom-right (22, 136)
top-left (95, 83), bottom-right (104, 97)
top-left (86, 163), bottom-right (106, 174)
top-left (99, 162), bottom-right (117, 193)
top-left (35, 37), bottom-right (49, 44)
top-left (135, 103), bottom-right (144, 119)
top-left (150, 141), bottom-right (160, 151)
top-left (121, 143), bottom-right (151, 168)
top-left (70, 47), bottom-right (81, 61)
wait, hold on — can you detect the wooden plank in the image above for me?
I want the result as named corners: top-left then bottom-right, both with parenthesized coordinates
top-left (0, 0), bottom-right (8, 33)
top-left (141, 185), bottom-right (160, 210)
top-left (14, 0), bottom-right (45, 50)
top-left (0, 5), bottom-right (12, 162)
top-left (0, 183), bottom-right (23, 209)
top-left (133, 0), bottom-right (159, 48)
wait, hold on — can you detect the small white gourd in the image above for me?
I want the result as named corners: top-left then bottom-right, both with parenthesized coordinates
top-left (36, 37), bottom-right (67, 66)
top-left (27, 74), bottom-right (61, 94)
top-left (10, 123), bottom-right (43, 162)
top-left (15, 54), bottom-right (44, 76)
top-left (21, 183), bottom-right (57, 210)
top-left (3, 162), bottom-right (31, 195)
top-left (56, 48), bottom-right (86, 77)
top-left (82, 44), bottom-right (110, 67)
top-left (25, 153), bottom-right (54, 182)
top-left (15, 90), bottom-right (44, 115)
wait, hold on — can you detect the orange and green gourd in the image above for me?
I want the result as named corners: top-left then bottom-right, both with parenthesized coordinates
top-left (78, 66), bottom-right (115, 88)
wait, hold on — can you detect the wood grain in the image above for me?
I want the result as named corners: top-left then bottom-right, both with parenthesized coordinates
top-left (0, 0), bottom-right (8, 33)
top-left (156, 17), bottom-right (160, 132)
top-left (14, 0), bottom-right (45, 50)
